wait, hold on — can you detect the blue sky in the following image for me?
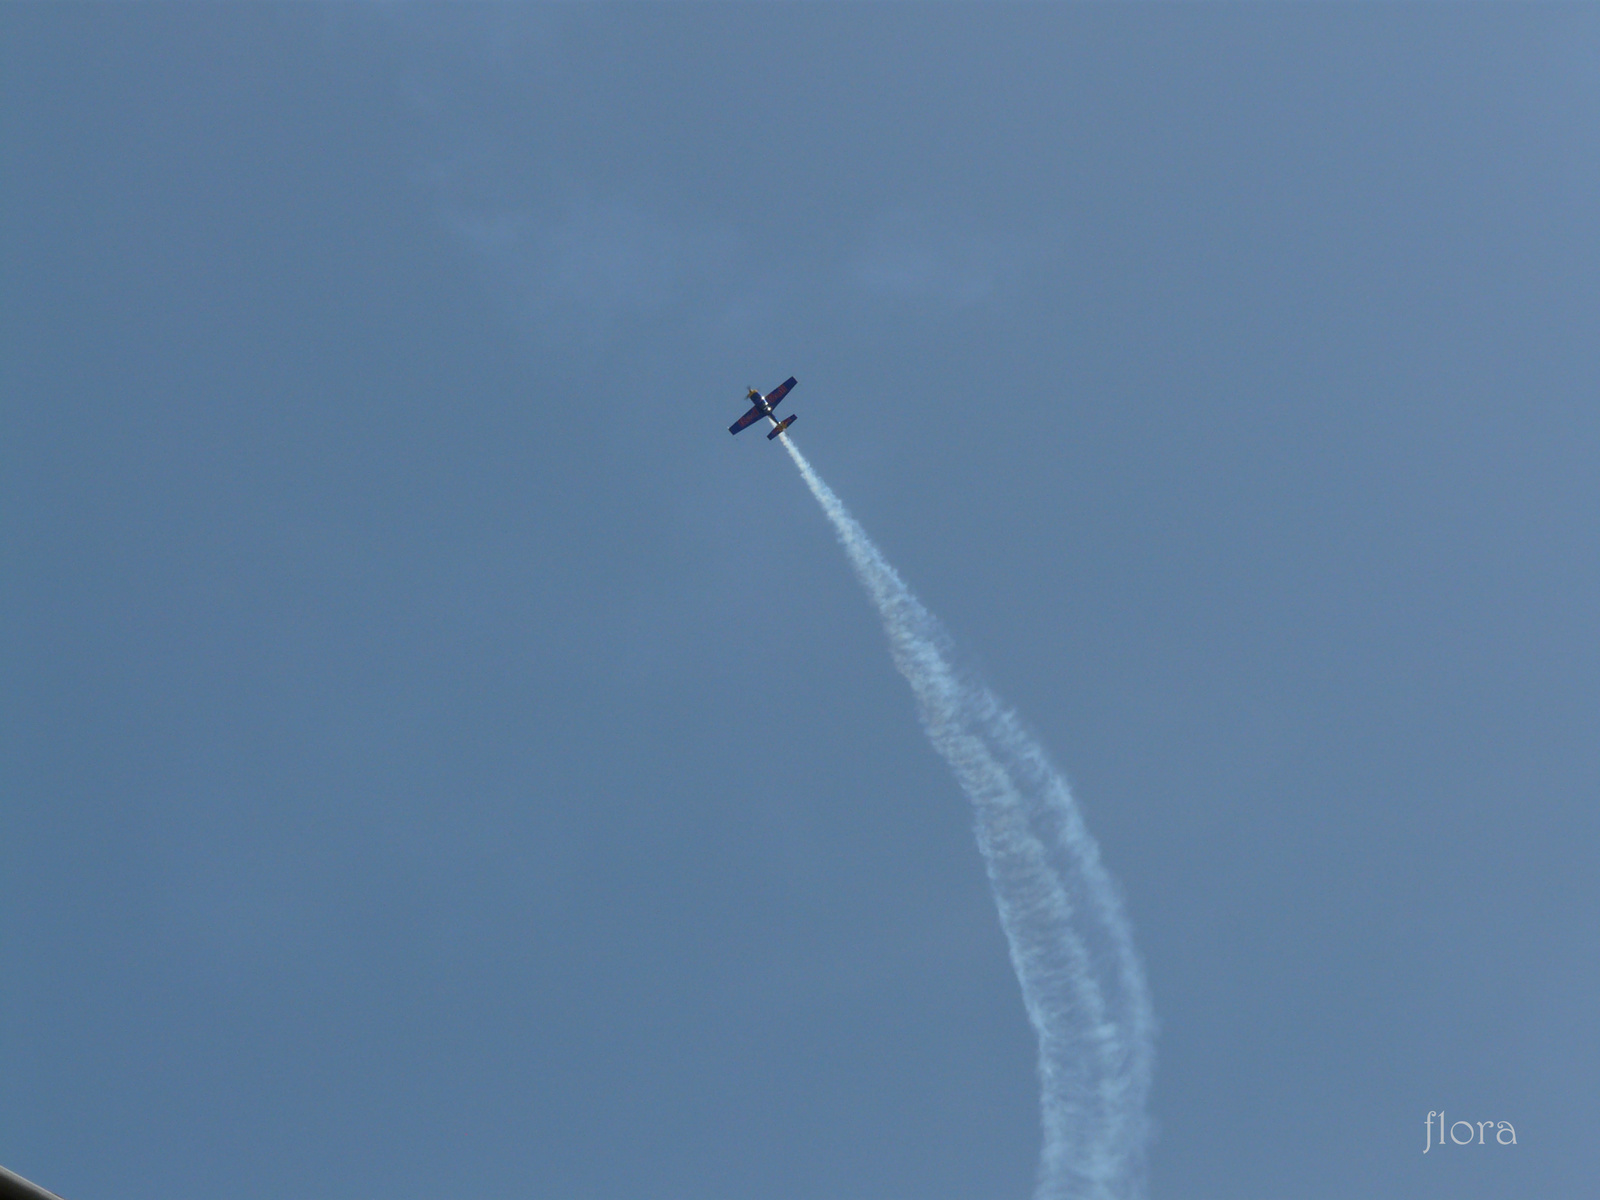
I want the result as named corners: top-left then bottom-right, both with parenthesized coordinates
top-left (4, 6), bottom-right (1598, 1199)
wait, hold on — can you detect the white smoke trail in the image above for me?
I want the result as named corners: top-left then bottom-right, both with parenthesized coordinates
top-left (780, 435), bottom-right (1155, 1200)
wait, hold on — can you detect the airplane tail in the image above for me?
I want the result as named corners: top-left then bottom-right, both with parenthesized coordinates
top-left (767, 414), bottom-right (797, 440)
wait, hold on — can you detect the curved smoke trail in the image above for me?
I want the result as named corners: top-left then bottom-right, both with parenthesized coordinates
top-left (781, 437), bottom-right (1155, 1200)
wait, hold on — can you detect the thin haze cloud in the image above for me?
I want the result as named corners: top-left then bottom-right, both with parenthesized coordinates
top-left (781, 435), bottom-right (1156, 1200)
top-left (851, 213), bottom-right (1011, 306)
top-left (449, 198), bottom-right (740, 335)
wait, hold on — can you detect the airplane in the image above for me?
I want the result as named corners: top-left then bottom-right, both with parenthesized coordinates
top-left (728, 376), bottom-right (798, 440)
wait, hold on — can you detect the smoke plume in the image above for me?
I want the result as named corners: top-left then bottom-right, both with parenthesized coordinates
top-left (781, 436), bottom-right (1155, 1200)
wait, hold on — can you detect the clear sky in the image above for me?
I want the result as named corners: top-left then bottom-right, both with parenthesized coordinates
top-left (4, 6), bottom-right (1597, 1199)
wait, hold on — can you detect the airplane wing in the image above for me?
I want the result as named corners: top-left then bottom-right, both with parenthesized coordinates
top-left (1, 1164), bottom-right (69, 1200)
top-left (728, 404), bottom-right (765, 435)
top-left (764, 377), bottom-right (797, 410)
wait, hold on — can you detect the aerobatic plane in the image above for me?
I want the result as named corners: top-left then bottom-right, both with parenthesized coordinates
top-left (728, 377), bottom-right (798, 440)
